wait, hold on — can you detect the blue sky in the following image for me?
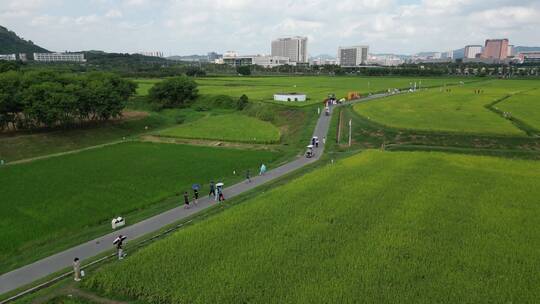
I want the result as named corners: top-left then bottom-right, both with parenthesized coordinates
top-left (1, 0), bottom-right (539, 56)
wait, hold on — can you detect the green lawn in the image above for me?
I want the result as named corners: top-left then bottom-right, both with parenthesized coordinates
top-left (0, 105), bottom-right (206, 163)
top-left (0, 142), bottom-right (279, 274)
top-left (353, 80), bottom-right (540, 135)
top-left (157, 113), bottom-right (281, 143)
top-left (85, 150), bottom-right (540, 303)
top-left (134, 76), bottom-right (467, 105)
top-left (497, 88), bottom-right (540, 131)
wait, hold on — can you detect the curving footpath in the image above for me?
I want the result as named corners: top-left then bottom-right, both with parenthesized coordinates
top-left (0, 93), bottom-right (388, 297)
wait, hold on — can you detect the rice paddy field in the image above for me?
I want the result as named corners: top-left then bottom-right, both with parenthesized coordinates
top-left (497, 88), bottom-right (540, 131)
top-left (353, 79), bottom-right (540, 135)
top-left (134, 76), bottom-right (466, 105)
top-left (85, 150), bottom-right (540, 303)
top-left (0, 142), bottom-right (279, 273)
top-left (157, 113), bottom-right (281, 143)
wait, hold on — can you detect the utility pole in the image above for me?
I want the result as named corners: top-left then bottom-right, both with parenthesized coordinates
top-left (348, 119), bottom-right (352, 147)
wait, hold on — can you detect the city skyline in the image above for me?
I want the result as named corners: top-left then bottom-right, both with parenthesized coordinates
top-left (0, 0), bottom-right (539, 56)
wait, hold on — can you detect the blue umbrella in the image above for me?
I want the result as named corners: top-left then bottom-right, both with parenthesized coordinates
top-left (192, 183), bottom-right (200, 190)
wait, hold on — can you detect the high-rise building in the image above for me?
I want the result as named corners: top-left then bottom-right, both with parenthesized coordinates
top-left (207, 52), bottom-right (222, 61)
top-left (271, 37), bottom-right (308, 63)
top-left (464, 45), bottom-right (483, 59)
top-left (337, 46), bottom-right (369, 67)
top-left (507, 45), bottom-right (514, 57)
top-left (482, 39), bottom-right (509, 60)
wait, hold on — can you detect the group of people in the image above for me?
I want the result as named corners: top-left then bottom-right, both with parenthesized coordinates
top-left (72, 163), bottom-right (269, 281)
top-left (73, 234), bottom-right (127, 281)
top-left (474, 89), bottom-right (484, 94)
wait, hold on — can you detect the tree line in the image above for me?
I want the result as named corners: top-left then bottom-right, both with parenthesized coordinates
top-left (0, 70), bottom-right (136, 131)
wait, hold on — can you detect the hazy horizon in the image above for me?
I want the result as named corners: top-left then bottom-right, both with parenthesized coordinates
top-left (1, 0), bottom-right (539, 56)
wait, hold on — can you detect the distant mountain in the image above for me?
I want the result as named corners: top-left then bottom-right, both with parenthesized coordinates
top-left (84, 51), bottom-right (168, 64)
top-left (513, 46), bottom-right (540, 53)
top-left (0, 25), bottom-right (49, 54)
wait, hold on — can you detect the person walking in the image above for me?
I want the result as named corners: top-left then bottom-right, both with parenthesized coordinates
top-left (113, 235), bottom-right (127, 260)
top-left (246, 169), bottom-right (251, 183)
top-left (193, 188), bottom-right (199, 205)
top-left (183, 191), bottom-right (190, 209)
top-left (73, 258), bottom-right (81, 281)
top-left (217, 186), bottom-right (225, 202)
top-left (209, 181), bottom-right (215, 198)
top-left (323, 136), bottom-right (326, 145)
top-left (259, 164), bottom-right (267, 176)
top-left (315, 138), bottom-right (319, 148)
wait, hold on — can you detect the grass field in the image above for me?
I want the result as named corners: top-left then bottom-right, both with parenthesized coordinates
top-left (157, 113), bottom-right (281, 143)
top-left (134, 76), bottom-right (466, 105)
top-left (353, 80), bottom-right (540, 135)
top-left (0, 142), bottom-right (279, 274)
top-left (497, 88), bottom-right (540, 131)
top-left (85, 150), bottom-right (540, 303)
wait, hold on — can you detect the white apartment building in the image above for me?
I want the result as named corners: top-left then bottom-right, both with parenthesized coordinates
top-left (33, 52), bottom-right (86, 62)
top-left (464, 45), bottom-right (483, 59)
top-left (222, 54), bottom-right (292, 68)
top-left (0, 54), bottom-right (16, 61)
top-left (337, 46), bottom-right (369, 67)
top-left (137, 51), bottom-right (164, 57)
top-left (271, 37), bottom-right (308, 63)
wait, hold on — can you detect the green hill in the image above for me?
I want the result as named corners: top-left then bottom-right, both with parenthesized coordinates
top-left (0, 25), bottom-right (48, 54)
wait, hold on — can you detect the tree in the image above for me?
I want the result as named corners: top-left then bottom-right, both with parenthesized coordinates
top-left (148, 75), bottom-right (198, 109)
top-left (185, 66), bottom-right (206, 77)
top-left (236, 65), bottom-right (251, 76)
top-left (0, 70), bottom-right (135, 130)
top-left (237, 94), bottom-right (249, 110)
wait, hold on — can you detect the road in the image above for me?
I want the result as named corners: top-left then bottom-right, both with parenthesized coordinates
top-left (0, 93), bottom-right (387, 296)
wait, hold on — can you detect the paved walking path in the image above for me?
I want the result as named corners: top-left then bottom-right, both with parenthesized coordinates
top-left (0, 93), bottom-right (388, 295)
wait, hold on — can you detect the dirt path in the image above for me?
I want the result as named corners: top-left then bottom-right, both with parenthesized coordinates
top-left (140, 135), bottom-right (280, 151)
top-left (5, 140), bottom-right (128, 166)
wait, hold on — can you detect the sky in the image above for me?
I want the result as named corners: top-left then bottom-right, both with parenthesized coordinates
top-left (1, 0), bottom-right (539, 56)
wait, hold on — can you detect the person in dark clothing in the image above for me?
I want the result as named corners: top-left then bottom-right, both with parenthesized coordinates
top-left (246, 170), bottom-right (251, 183)
top-left (193, 188), bottom-right (199, 205)
top-left (217, 186), bottom-right (225, 202)
top-left (113, 235), bottom-right (127, 260)
top-left (209, 181), bottom-right (215, 198)
top-left (183, 191), bottom-right (190, 209)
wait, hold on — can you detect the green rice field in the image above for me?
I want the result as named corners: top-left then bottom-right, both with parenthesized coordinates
top-left (85, 150), bottom-right (540, 303)
top-left (497, 88), bottom-right (540, 131)
top-left (0, 142), bottom-right (279, 273)
top-left (157, 114), bottom-right (281, 143)
top-left (354, 80), bottom-right (540, 135)
top-left (134, 76), bottom-right (466, 105)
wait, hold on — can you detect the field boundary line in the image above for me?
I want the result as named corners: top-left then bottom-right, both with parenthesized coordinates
top-left (484, 89), bottom-right (540, 137)
top-left (3, 139), bottom-right (131, 166)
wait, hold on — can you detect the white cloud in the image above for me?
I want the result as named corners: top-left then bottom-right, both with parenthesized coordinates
top-left (105, 9), bottom-right (123, 18)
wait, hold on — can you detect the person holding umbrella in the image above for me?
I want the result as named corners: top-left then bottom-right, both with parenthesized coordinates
top-left (216, 182), bottom-right (225, 202)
